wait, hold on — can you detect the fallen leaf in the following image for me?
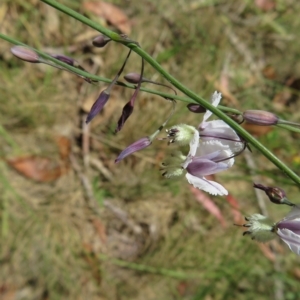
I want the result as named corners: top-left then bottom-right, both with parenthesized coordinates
top-left (83, 1), bottom-right (131, 34)
top-left (205, 73), bottom-right (239, 106)
top-left (225, 194), bottom-right (242, 223)
top-left (292, 268), bottom-right (300, 280)
top-left (189, 186), bottom-right (227, 228)
top-left (6, 156), bottom-right (66, 182)
top-left (258, 243), bottom-right (276, 261)
top-left (255, 0), bottom-right (276, 11)
top-left (92, 218), bottom-right (107, 243)
top-left (55, 136), bottom-right (71, 161)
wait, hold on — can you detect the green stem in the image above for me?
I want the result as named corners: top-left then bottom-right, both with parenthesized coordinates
top-left (276, 124), bottom-right (300, 134)
top-left (0, 32), bottom-right (240, 115)
top-left (9, 0), bottom-right (300, 185)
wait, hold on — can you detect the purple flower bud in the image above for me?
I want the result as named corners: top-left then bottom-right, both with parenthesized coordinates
top-left (86, 90), bottom-right (110, 124)
top-left (186, 103), bottom-right (206, 113)
top-left (115, 137), bottom-right (151, 163)
top-left (243, 110), bottom-right (279, 126)
top-left (92, 35), bottom-right (111, 47)
top-left (253, 183), bottom-right (294, 206)
top-left (124, 73), bottom-right (143, 84)
top-left (115, 101), bottom-right (134, 132)
top-left (50, 54), bottom-right (81, 68)
top-left (11, 46), bottom-right (40, 63)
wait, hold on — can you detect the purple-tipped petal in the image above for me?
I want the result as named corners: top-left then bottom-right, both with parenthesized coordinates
top-left (115, 101), bottom-right (134, 132)
top-left (277, 220), bottom-right (300, 235)
top-left (86, 90), bottom-right (110, 124)
top-left (115, 137), bottom-right (151, 163)
top-left (187, 103), bottom-right (206, 113)
top-left (277, 228), bottom-right (300, 255)
top-left (186, 158), bottom-right (228, 177)
top-left (11, 46), bottom-right (40, 63)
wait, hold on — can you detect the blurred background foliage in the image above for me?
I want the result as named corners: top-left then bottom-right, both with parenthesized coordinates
top-left (1, 0), bottom-right (300, 299)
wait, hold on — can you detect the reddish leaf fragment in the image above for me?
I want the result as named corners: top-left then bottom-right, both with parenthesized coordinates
top-left (255, 0), bottom-right (276, 11)
top-left (225, 194), bottom-right (242, 223)
top-left (92, 218), bottom-right (107, 243)
top-left (55, 136), bottom-right (71, 161)
top-left (6, 156), bottom-right (65, 182)
top-left (83, 1), bottom-right (131, 34)
top-left (189, 185), bottom-right (227, 228)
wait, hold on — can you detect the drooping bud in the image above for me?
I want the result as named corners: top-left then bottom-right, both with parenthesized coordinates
top-left (50, 54), bottom-right (82, 69)
top-left (115, 59), bottom-right (144, 132)
top-left (92, 35), bottom-right (111, 47)
top-left (86, 89), bottom-right (110, 124)
top-left (11, 46), bottom-right (40, 63)
top-left (243, 110), bottom-right (279, 126)
top-left (115, 137), bottom-right (151, 163)
top-left (186, 103), bottom-right (206, 113)
top-left (115, 100), bottom-right (134, 132)
top-left (253, 183), bottom-right (295, 206)
top-left (124, 73), bottom-right (143, 84)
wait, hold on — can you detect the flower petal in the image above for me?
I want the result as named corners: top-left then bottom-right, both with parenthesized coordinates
top-left (202, 91), bottom-right (222, 122)
top-left (277, 228), bottom-right (300, 255)
top-left (86, 90), bottom-right (110, 124)
top-left (181, 128), bottom-right (200, 168)
top-left (185, 173), bottom-right (228, 196)
top-left (115, 137), bottom-right (151, 163)
top-left (186, 158), bottom-right (228, 177)
top-left (280, 205), bottom-right (300, 221)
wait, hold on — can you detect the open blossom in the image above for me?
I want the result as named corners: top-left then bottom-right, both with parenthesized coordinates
top-left (240, 205), bottom-right (300, 255)
top-left (163, 91), bottom-right (245, 196)
top-left (166, 91), bottom-right (245, 156)
top-left (276, 205), bottom-right (300, 255)
top-left (162, 139), bottom-right (234, 196)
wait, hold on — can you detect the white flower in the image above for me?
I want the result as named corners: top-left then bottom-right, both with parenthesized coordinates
top-left (240, 205), bottom-right (300, 255)
top-left (163, 91), bottom-right (245, 196)
top-left (162, 140), bottom-right (234, 196)
top-left (183, 140), bottom-right (234, 196)
top-left (276, 205), bottom-right (300, 255)
top-left (199, 91), bottom-right (244, 154)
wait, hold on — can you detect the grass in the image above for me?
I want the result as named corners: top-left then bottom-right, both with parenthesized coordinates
top-left (1, 0), bottom-right (300, 299)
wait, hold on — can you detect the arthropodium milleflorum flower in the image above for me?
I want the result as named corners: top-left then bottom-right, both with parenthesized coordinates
top-left (162, 91), bottom-right (245, 195)
top-left (161, 139), bottom-right (234, 196)
top-left (241, 205), bottom-right (300, 255)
